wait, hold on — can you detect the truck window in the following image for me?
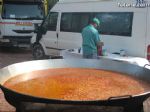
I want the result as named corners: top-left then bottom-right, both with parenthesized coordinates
top-left (2, 3), bottom-right (44, 20)
top-left (95, 12), bottom-right (133, 37)
top-left (60, 13), bottom-right (91, 33)
top-left (47, 12), bottom-right (58, 31)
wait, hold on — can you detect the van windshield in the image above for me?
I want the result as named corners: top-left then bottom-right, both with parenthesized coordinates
top-left (2, 3), bottom-right (44, 20)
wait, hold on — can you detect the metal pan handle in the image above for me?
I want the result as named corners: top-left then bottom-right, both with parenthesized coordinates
top-left (144, 64), bottom-right (150, 68)
top-left (108, 95), bottom-right (132, 100)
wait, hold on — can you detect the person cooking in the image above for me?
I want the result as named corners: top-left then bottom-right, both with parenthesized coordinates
top-left (82, 17), bottom-right (103, 59)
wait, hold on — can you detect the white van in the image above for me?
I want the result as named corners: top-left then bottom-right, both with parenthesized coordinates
top-left (31, 0), bottom-right (150, 60)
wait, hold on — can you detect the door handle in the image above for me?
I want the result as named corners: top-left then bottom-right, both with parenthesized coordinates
top-left (56, 33), bottom-right (58, 38)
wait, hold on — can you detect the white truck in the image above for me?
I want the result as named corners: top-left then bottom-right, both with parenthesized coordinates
top-left (31, 0), bottom-right (150, 61)
top-left (0, 0), bottom-right (45, 47)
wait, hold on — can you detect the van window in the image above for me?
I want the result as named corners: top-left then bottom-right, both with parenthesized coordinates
top-left (41, 13), bottom-right (50, 32)
top-left (47, 12), bottom-right (58, 31)
top-left (95, 12), bottom-right (133, 37)
top-left (60, 13), bottom-right (91, 32)
top-left (60, 13), bottom-right (72, 32)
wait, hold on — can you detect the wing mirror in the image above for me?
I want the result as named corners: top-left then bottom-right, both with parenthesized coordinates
top-left (34, 25), bottom-right (47, 34)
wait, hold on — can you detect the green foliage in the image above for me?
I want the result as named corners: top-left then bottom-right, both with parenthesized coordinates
top-left (0, 5), bottom-right (1, 14)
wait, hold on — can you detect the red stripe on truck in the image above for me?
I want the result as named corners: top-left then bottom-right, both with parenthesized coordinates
top-left (0, 22), bottom-right (16, 24)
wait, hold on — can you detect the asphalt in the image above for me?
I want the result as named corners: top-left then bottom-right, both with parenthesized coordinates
top-left (0, 47), bottom-right (33, 68)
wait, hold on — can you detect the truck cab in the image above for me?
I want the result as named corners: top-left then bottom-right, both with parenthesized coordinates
top-left (0, 0), bottom-right (45, 47)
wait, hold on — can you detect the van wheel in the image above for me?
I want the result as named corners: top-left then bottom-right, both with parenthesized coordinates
top-left (32, 43), bottom-right (46, 60)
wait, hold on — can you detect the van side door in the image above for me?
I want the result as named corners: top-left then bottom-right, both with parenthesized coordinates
top-left (42, 12), bottom-right (59, 56)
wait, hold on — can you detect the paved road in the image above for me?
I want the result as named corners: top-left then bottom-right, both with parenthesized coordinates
top-left (0, 47), bottom-right (33, 68)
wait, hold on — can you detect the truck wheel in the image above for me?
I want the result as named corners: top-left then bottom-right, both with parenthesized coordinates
top-left (32, 43), bottom-right (46, 60)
